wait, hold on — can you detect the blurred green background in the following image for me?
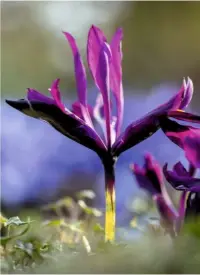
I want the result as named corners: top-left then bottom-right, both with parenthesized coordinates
top-left (2, 1), bottom-right (200, 110)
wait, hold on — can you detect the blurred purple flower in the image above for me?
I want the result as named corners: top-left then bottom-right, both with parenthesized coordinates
top-left (163, 162), bottom-right (200, 192)
top-left (131, 153), bottom-right (200, 235)
top-left (131, 153), bottom-right (178, 236)
top-left (163, 160), bottom-right (200, 231)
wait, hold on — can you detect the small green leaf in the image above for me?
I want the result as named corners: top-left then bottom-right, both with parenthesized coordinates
top-left (56, 197), bottom-right (75, 209)
top-left (15, 241), bottom-right (33, 257)
top-left (0, 213), bottom-right (8, 225)
top-left (43, 219), bottom-right (63, 227)
top-left (5, 216), bottom-right (28, 227)
top-left (93, 223), bottom-right (104, 233)
top-left (78, 200), bottom-right (102, 217)
top-left (0, 223), bottom-right (31, 246)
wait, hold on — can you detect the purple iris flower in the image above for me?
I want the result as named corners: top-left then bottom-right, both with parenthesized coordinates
top-left (5, 25), bottom-right (200, 241)
top-left (5, 26), bottom-right (200, 161)
top-left (163, 161), bottom-right (200, 230)
top-left (163, 162), bottom-right (200, 192)
top-left (130, 153), bottom-right (178, 236)
top-left (131, 153), bottom-right (200, 236)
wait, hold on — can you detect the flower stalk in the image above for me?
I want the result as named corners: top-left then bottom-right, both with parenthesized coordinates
top-left (102, 156), bottom-right (116, 242)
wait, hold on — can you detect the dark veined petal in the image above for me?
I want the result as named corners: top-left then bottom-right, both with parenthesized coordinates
top-left (163, 163), bottom-right (200, 190)
top-left (112, 79), bottom-right (189, 156)
top-left (27, 80), bottom-right (67, 113)
top-left (112, 113), bottom-right (160, 156)
top-left (5, 99), bottom-right (107, 157)
top-left (160, 118), bottom-right (200, 168)
top-left (27, 89), bottom-right (55, 105)
top-left (110, 28), bottom-right (124, 137)
top-left (168, 110), bottom-right (200, 124)
top-left (87, 25), bottom-right (106, 81)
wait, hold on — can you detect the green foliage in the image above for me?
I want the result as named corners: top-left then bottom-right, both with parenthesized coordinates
top-left (1, 193), bottom-right (200, 274)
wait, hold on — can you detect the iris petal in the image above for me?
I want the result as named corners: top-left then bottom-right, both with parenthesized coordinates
top-left (5, 99), bottom-right (107, 157)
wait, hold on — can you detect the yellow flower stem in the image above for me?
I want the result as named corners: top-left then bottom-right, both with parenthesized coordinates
top-left (103, 159), bottom-right (116, 242)
top-left (105, 184), bottom-right (116, 242)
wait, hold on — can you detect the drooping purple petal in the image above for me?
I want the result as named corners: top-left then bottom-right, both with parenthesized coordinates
top-left (168, 110), bottom-right (200, 124)
top-left (87, 25), bottom-right (106, 81)
top-left (95, 43), bottom-right (112, 147)
top-left (160, 118), bottom-right (200, 167)
top-left (27, 89), bottom-right (55, 105)
top-left (112, 80), bottom-right (190, 156)
top-left (5, 99), bottom-right (107, 157)
top-left (112, 113), bottom-right (160, 156)
top-left (110, 28), bottom-right (124, 137)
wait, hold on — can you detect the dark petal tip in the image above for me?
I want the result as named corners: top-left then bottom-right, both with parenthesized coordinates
top-left (5, 99), bottom-right (28, 111)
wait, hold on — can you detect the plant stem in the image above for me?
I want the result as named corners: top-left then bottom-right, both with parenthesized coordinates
top-left (103, 158), bottom-right (116, 242)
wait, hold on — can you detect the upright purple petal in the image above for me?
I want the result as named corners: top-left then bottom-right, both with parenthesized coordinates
top-left (153, 78), bottom-right (187, 114)
top-left (95, 43), bottom-right (112, 147)
top-left (173, 162), bottom-right (188, 177)
top-left (179, 77), bottom-right (193, 109)
top-left (63, 32), bottom-right (87, 106)
top-left (131, 153), bottom-right (163, 196)
top-left (131, 163), bottom-right (158, 195)
top-left (87, 25), bottom-right (106, 80)
top-left (163, 163), bottom-right (200, 190)
top-left (175, 191), bottom-right (188, 233)
top-left (110, 28), bottom-right (124, 137)
top-left (49, 79), bottom-right (66, 112)
top-left (153, 194), bottom-right (178, 236)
